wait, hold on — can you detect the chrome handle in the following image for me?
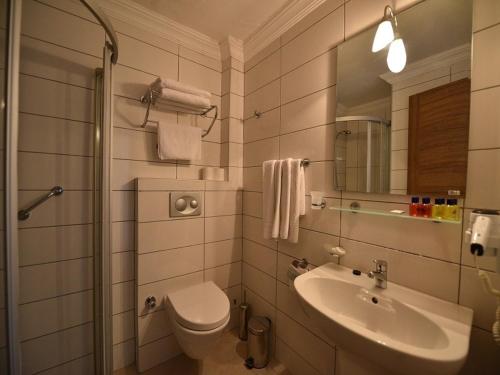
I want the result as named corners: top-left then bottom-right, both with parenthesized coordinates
top-left (145, 296), bottom-right (156, 309)
top-left (372, 259), bottom-right (387, 272)
top-left (18, 186), bottom-right (64, 221)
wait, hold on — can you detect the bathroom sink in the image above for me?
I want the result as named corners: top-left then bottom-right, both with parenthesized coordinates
top-left (294, 263), bottom-right (473, 375)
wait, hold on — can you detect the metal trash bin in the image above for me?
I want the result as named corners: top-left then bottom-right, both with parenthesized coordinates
top-left (246, 316), bottom-right (271, 369)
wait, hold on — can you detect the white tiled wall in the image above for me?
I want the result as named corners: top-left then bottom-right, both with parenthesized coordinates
top-left (242, 0), bottom-right (500, 374)
top-left (16, 0), bottom-right (240, 373)
top-left (132, 52), bottom-right (244, 372)
top-left (111, 17), bottom-right (234, 371)
top-left (135, 178), bottom-right (242, 372)
top-left (15, 0), bottom-right (500, 373)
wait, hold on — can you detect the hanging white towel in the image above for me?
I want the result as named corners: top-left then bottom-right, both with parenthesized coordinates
top-left (280, 159), bottom-right (293, 240)
top-left (153, 78), bottom-right (212, 99)
top-left (272, 160), bottom-right (284, 239)
top-left (157, 122), bottom-right (202, 161)
top-left (262, 158), bottom-right (305, 243)
top-left (263, 160), bottom-right (279, 239)
top-left (288, 159), bottom-right (306, 243)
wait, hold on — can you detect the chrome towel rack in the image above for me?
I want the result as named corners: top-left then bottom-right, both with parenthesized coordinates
top-left (139, 87), bottom-right (218, 138)
top-left (18, 186), bottom-right (64, 221)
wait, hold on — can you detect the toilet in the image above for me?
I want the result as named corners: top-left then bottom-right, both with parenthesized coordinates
top-left (165, 281), bottom-right (230, 359)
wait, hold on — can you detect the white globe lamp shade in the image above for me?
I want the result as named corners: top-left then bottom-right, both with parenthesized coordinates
top-left (387, 38), bottom-right (407, 73)
top-left (372, 20), bottom-right (394, 52)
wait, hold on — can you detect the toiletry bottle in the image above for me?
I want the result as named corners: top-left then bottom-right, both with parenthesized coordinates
top-left (409, 197), bottom-right (419, 216)
top-left (444, 199), bottom-right (459, 221)
top-left (421, 197), bottom-right (432, 218)
top-left (431, 198), bottom-right (445, 219)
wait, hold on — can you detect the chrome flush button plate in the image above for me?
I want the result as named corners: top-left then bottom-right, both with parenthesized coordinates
top-left (170, 192), bottom-right (202, 217)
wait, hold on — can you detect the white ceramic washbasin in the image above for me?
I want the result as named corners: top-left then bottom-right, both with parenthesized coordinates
top-left (294, 263), bottom-right (473, 375)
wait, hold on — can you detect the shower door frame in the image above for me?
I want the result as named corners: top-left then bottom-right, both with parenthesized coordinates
top-left (3, 0), bottom-right (119, 373)
top-left (4, 0), bottom-right (23, 372)
top-left (94, 41), bottom-right (115, 374)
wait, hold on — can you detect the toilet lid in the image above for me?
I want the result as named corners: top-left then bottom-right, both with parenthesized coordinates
top-left (167, 281), bottom-right (230, 331)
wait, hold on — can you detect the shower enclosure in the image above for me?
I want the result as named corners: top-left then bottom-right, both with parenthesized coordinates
top-left (2, 0), bottom-right (118, 373)
top-left (335, 116), bottom-right (391, 193)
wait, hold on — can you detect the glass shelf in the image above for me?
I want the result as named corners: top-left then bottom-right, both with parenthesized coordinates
top-left (329, 206), bottom-right (462, 224)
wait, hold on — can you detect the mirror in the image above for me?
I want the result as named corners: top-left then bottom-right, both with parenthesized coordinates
top-left (335, 0), bottom-right (472, 196)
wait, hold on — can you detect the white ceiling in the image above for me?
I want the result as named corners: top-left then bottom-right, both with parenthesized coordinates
top-left (130, 0), bottom-right (293, 42)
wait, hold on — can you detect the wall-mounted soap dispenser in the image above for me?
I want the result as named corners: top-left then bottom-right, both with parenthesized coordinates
top-left (465, 209), bottom-right (500, 345)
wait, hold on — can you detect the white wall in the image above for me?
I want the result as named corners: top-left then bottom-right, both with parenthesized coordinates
top-left (133, 53), bottom-right (244, 372)
top-left (16, 0), bottom-right (241, 372)
top-left (14, 0), bottom-right (500, 374)
top-left (242, 0), bottom-right (500, 374)
top-left (110, 15), bottom-right (225, 373)
top-left (134, 179), bottom-right (243, 372)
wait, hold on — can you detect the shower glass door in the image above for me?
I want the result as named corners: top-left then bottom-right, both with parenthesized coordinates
top-left (1, 0), bottom-right (117, 373)
top-left (2, 0), bottom-right (22, 372)
top-left (1, 0), bottom-right (10, 371)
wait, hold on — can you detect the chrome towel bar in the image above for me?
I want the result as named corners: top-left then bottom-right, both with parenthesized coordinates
top-left (18, 186), bottom-right (64, 221)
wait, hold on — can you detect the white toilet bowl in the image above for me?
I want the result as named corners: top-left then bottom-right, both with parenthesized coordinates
top-left (165, 281), bottom-right (230, 359)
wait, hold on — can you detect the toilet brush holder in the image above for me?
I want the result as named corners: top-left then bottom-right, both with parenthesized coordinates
top-left (239, 302), bottom-right (249, 340)
top-left (239, 290), bottom-right (249, 340)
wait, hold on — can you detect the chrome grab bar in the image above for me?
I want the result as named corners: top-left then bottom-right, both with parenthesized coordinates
top-left (18, 186), bottom-right (64, 221)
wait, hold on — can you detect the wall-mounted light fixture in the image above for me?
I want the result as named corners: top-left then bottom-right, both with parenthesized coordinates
top-left (372, 6), bottom-right (395, 52)
top-left (387, 36), bottom-right (407, 73)
top-left (372, 5), bottom-right (407, 73)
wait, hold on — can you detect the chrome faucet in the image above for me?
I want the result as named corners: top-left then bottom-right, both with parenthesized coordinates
top-left (368, 259), bottom-right (387, 289)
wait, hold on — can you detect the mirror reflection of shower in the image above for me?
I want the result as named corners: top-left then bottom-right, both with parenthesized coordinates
top-left (334, 116), bottom-right (391, 193)
top-left (334, 129), bottom-right (351, 190)
top-left (336, 129), bottom-right (352, 137)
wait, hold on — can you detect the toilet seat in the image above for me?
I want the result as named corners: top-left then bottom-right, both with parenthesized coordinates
top-left (167, 281), bottom-right (230, 331)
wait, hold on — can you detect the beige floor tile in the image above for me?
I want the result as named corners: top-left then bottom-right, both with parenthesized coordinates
top-left (115, 330), bottom-right (290, 375)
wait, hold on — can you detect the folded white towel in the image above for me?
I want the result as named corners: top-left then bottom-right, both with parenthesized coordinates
top-left (157, 88), bottom-right (211, 110)
top-left (157, 122), bottom-right (202, 161)
top-left (153, 78), bottom-right (211, 99)
top-left (157, 99), bottom-right (210, 114)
